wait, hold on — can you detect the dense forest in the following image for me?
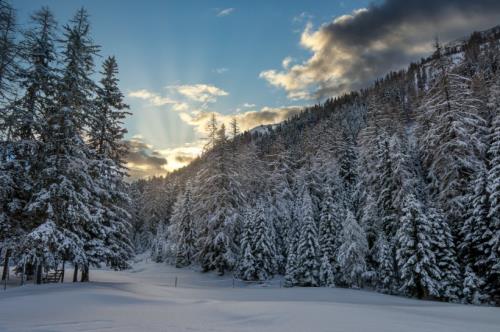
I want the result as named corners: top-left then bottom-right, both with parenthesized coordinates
top-left (129, 26), bottom-right (500, 304)
top-left (0, 2), bottom-right (132, 282)
top-left (1, 0), bottom-right (500, 306)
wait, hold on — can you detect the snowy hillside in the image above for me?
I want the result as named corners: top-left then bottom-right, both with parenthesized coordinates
top-left (1, 261), bottom-right (499, 332)
top-left (131, 24), bottom-right (500, 305)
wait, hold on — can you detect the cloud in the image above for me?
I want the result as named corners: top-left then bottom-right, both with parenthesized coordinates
top-left (125, 135), bottom-right (168, 179)
top-left (217, 8), bottom-right (234, 17)
top-left (159, 143), bottom-right (203, 171)
top-left (214, 67), bottom-right (229, 74)
top-left (260, 0), bottom-right (500, 100)
top-left (125, 136), bottom-right (204, 178)
top-left (293, 12), bottom-right (313, 24)
top-left (242, 103), bottom-right (256, 108)
top-left (282, 56), bottom-right (293, 69)
top-left (178, 106), bottom-right (304, 135)
top-left (169, 84), bottom-right (229, 103)
top-left (129, 84), bottom-right (228, 111)
top-left (128, 89), bottom-right (178, 106)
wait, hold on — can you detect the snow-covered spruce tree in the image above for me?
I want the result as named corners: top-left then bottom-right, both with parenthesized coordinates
top-left (251, 198), bottom-right (277, 280)
top-left (236, 208), bottom-right (256, 280)
top-left (0, 0), bottom-right (18, 102)
top-left (428, 206), bottom-right (461, 301)
top-left (268, 141), bottom-right (294, 274)
top-left (2, 7), bottom-right (59, 267)
top-left (150, 221), bottom-right (169, 263)
top-left (23, 8), bottom-right (102, 280)
top-left (237, 200), bottom-right (277, 281)
top-left (88, 56), bottom-right (133, 270)
top-left (486, 70), bottom-right (500, 303)
top-left (319, 253), bottom-right (335, 287)
top-left (373, 132), bottom-right (399, 240)
top-left (172, 183), bottom-right (195, 268)
top-left (15, 7), bottom-right (58, 141)
top-left (396, 193), bottom-right (441, 299)
top-left (194, 122), bottom-right (243, 275)
top-left (418, 42), bottom-right (485, 235)
top-left (462, 265), bottom-right (488, 304)
top-left (337, 130), bottom-right (358, 197)
top-left (459, 166), bottom-right (492, 302)
top-left (337, 210), bottom-right (368, 288)
top-left (374, 233), bottom-right (396, 294)
top-left (23, 101), bottom-right (95, 273)
top-left (283, 197), bottom-right (301, 287)
top-left (294, 182), bottom-right (321, 287)
top-left (318, 185), bottom-right (341, 286)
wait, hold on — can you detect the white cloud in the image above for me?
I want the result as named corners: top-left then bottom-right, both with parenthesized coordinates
top-left (217, 8), bottom-right (234, 17)
top-left (169, 84), bottom-right (229, 103)
top-left (214, 67), bottom-right (229, 74)
top-left (128, 89), bottom-right (178, 106)
top-left (178, 106), bottom-right (304, 135)
top-left (242, 103), bottom-right (256, 108)
top-left (282, 56), bottom-right (293, 69)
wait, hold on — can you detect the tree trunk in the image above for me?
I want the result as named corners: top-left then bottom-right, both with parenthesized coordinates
top-left (36, 264), bottom-right (42, 285)
top-left (1, 249), bottom-right (11, 281)
top-left (73, 264), bottom-right (78, 282)
top-left (80, 265), bottom-right (89, 282)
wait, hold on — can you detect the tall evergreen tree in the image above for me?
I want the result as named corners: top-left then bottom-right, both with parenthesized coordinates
top-left (337, 210), bottom-right (368, 288)
top-left (194, 124), bottom-right (243, 275)
top-left (396, 193), bottom-right (441, 299)
top-left (173, 183), bottom-right (195, 267)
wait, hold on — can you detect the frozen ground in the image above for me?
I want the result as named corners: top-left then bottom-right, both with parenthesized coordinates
top-left (0, 259), bottom-right (499, 332)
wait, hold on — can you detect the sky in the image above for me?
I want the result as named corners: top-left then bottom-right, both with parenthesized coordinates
top-left (14, 0), bottom-right (500, 178)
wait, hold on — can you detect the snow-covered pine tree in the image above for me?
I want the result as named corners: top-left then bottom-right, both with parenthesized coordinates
top-left (89, 56), bottom-right (133, 270)
top-left (486, 69), bottom-right (500, 302)
top-left (0, 0), bottom-right (18, 102)
top-left (236, 208), bottom-right (256, 280)
top-left (419, 42), bottom-right (486, 235)
top-left (318, 185), bottom-right (341, 284)
top-left (2, 7), bottom-right (59, 268)
top-left (237, 199), bottom-right (277, 281)
top-left (194, 123), bottom-right (243, 275)
top-left (284, 193), bottom-right (302, 287)
top-left (459, 166), bottom-right (492, 302)
top-left (23, 102), bottom-right (95, 273)
top-left (295, 182), bottom-right (321, 287)
top-left (319, 253), bottom-right (335, 287)
top-left (251, 198), bottom-right (277, 280)
top-left (337, 209), bottom-right (368, 288)
top-left (396, 193), bottom-right (441, 299)
top-left (23, 8), bottom-right (102, 280)
top-left (428, 206), bottom-right (461, 301)
top-left (374, 233), bottom-right (396, 293)
top-left (173, 183), bottom-right (195, 267)
top-left (462, 265), bottom-right (488, 304)
top-left (268, 139), bottom-right (294, 273)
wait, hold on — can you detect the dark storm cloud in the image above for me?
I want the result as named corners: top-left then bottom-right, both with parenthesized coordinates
top-left (125, 137), bottom-right (168, 178)
top-left (260, 0), bottom-right (500, 100)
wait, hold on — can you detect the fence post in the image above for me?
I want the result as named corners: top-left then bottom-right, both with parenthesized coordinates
top-left (174, 276), bottom-right (177, 288)
top-left (279, 280), bottom-right (282, 288)
top-left (232, 278), bottom-right (235, 288)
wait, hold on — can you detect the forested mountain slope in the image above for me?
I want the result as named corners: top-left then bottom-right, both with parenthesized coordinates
top-left (131, 26), bottom-right (500, 304)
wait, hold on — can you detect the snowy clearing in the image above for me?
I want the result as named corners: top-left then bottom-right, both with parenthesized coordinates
top-left (0, 260), bottom-right (499, 332)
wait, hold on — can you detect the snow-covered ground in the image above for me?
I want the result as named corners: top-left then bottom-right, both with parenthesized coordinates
top-left (0, 259), bottom-right (499, 332)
